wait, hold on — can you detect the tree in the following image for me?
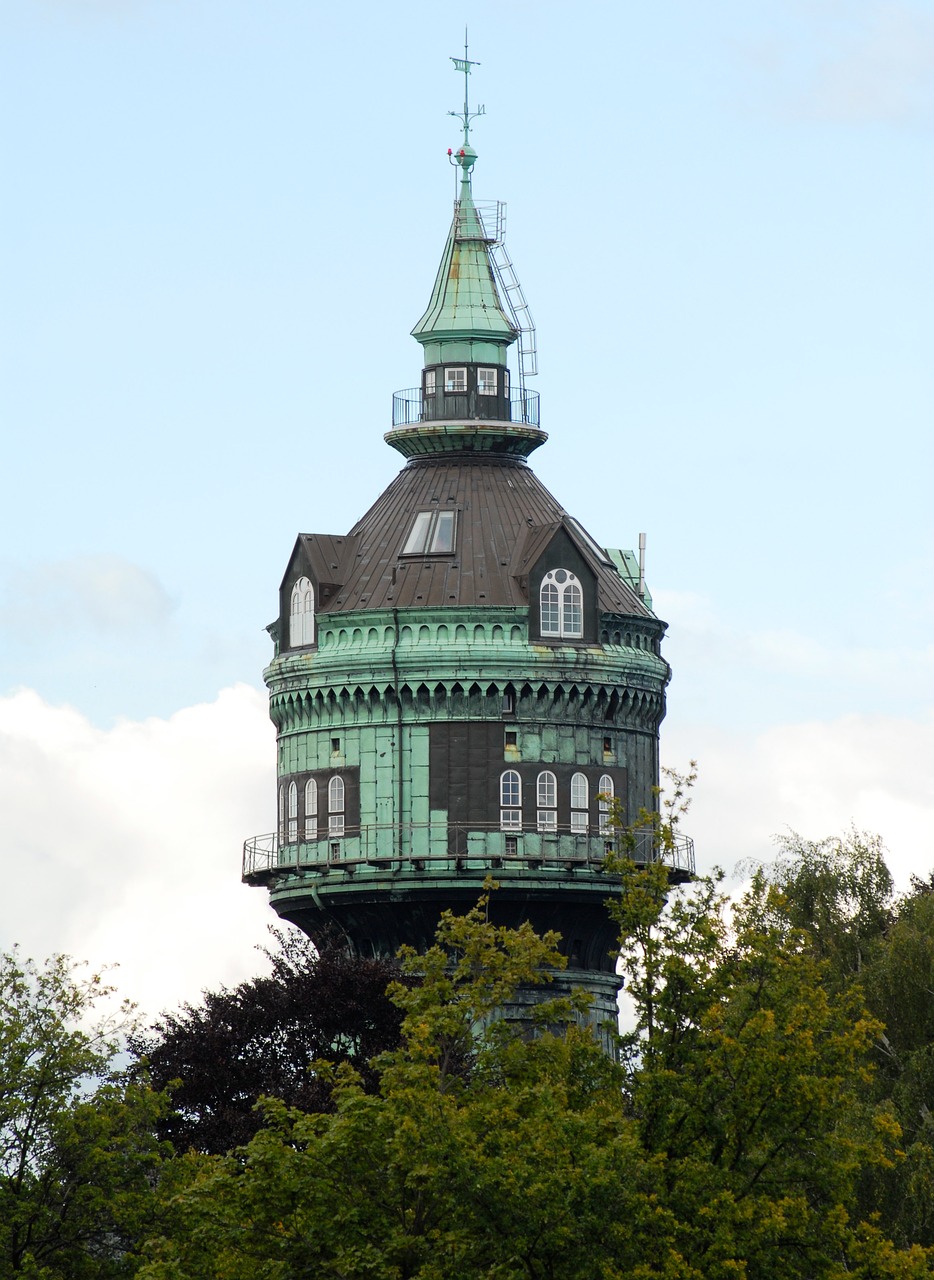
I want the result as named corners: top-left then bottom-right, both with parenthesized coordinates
top-left (138, 879), bottom-right (933, 1279)
top-left (855, 882), bottom-right (934, 1247)
top-left (0, 949), bottom-right (167, 1278)
top-left (129, 930), bottom-right (404, 1155)
top-left (751, 827), bottom-right (895, 982)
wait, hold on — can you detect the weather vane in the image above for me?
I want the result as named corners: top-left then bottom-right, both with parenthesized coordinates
top-left (449, 29), bottom-right (484, 149)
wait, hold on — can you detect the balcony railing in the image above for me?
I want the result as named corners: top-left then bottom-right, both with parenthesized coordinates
top-left (391, 388), bottom-right (540, 428)
top-left (242, 822), bottom-right (694, 883)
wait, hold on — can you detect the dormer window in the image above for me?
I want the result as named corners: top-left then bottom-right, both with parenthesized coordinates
top-left (402, 510), bottom-right (457, 555)
top-left (540, 569), bottom-right (583, 639)
top-left (477, 367), bottom-right (498, 395)
top-left (289, 576), bottom-right (315, 647)
top-left (444, 366), bottom-right (467, 392)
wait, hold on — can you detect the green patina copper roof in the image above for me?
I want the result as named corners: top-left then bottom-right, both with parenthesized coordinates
top-left (411, 151), bottom-right (517, 348)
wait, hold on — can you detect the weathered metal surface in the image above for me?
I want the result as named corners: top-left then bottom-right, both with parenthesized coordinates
top-left (286, 457), bottom-right (659, 617)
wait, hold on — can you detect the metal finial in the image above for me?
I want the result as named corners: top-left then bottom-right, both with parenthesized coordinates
top-left (449, 29), bottom-right (484, 150)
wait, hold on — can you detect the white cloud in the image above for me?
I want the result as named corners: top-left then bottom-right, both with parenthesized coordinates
top-left (654, 586), bottom-right (934, 723)
top-left (664, 711), bottom-right (934, 891)
top-left (739, 1), bottom-right (934, 127)
top-left (805, 1), bottom-right (934, 124)
top-left (0, 555), bottom-right (175, 636)
top-left (0, 684), bottom-right (276, 1018)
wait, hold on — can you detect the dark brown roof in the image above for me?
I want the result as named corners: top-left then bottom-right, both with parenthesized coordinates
top-left (300, 455), bottom-right (655, 619)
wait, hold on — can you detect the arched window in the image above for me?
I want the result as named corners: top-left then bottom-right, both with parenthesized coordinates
top-left (571, 772), bottom-right (589, 833)
top-left (598, 773), bottom-right (614, 835)
top-left (328, 775), bottom-right (345, 837)
top-left (304, 779), bottom-right (318, 840)
top-left (539, 570), bottom-right (583, 639)
top-left (287, 781), bottom-right (298, 843)
top-left (537, 770), bottom-right (557, 832)
top-left (289, 576), bottom-right (315, 648)
top-left (500, 770), bottom-right (521, 830)
top-left (278, 784), bottom-right (285, 843)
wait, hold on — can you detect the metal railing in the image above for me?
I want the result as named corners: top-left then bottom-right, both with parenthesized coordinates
top-left (242, 822), bottom-right (694, 883)
top-left (391, 388), bottom-right (541, 429)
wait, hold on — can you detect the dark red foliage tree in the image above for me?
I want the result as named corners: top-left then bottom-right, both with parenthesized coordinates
top-left (129, 930), bottom-right (404, 1155)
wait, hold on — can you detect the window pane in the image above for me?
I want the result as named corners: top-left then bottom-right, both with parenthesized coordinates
top-left (570, 811), bottom-right (588, 834)
top-left (540, 583), bottom-right (559, 634)
top-left (500, 770), bottom-right (521, 807)
top-left (478, 367), bottom-right (497, 395)
top-left (500, 809), bottom-right (521, 830)
top-left (537, 771), bottom-right (556, 808)
top-left (403, 512), bottom-right (433, 555)
top-left (598, 774), bottom-right (614, 833)
top-left (563, 584), bottom-right (582, 637)
top-left (329, 776), bottom-right (345, 812)
top-left (425, 369), bottom-right (436, 395)
top-left (444, 366), bottom-right (466, 392)
top-left (571, 772), bottom-right (588, 810)
top-left (329, 815), bottom-right (345, 837)
top-left (537, 810), bottom-right (557, 832)
top-left (429, 510), bottom-right (455, 553)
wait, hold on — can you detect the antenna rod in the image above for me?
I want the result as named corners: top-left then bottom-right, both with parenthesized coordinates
top-left (638, 532), bottom-right (646, 600)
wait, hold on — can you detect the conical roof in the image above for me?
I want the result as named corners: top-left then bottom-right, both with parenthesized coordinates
top-left (411, 152), bottom-right (517, 347)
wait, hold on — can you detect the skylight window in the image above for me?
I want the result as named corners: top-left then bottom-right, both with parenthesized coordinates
top-left (402, 510), bottom-right (457, 555)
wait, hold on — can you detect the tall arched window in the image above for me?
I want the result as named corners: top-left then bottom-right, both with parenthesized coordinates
top-left (598, 773), bottom-right (614, 835)
top-left (289, 576), bottom-right (315, 648)
top-left (571, 772), bottom-right (589, 833)
top-left (287, 781), bottom-right (298, 843)
top-left (539, 570), bottom-right (583, 639)
top-left (328, 775), bottom-right (345, 837)
top-left (537, 770), bottom-right (557, 832)
top-left (500, 770), bottom-right (521, 830)
top-left (278, 784), bottom-right (286, 843)
top-left (304, 778), bottom-right (318, 840)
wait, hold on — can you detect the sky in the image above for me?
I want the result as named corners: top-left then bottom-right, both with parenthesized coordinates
top-left (1, 0), bottom-right (932, 1018)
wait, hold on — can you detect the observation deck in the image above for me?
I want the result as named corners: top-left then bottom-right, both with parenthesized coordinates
top-left (243, 823), bottom-right (695, 884)
top-left (386, 387), bottom-right (545, 459)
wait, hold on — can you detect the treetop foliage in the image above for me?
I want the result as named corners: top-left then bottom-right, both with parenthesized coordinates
top-left (129, 929), bottom-right (404, 1155)
top-left (5, 826), bottom-right (934, 1277)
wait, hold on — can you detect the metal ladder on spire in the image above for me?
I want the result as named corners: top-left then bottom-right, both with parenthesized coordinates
top-left (489, 202), bottom-right (538, 391)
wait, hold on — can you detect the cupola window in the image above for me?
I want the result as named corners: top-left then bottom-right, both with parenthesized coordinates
top-left (540, 570), bottom-right (583, 639)
top-left (570, 772), bottom-right (589, 833)
top-left (289, 576), bottom-right (315, 647)
top-left (477, 367), bottom-right (498, 395)
top-left (500, 770), bottom-right (521, 830)
top-left (424, 369), bottom-right (436, 396)
top-left (444, 366), bottom-right (467, 393)
top-left (537, 770), bottom-right (557, 832)
top-left (402, 509), bottom-right (457, 556)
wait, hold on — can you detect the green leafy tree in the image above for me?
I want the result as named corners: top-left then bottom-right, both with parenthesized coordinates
top-left (0, 949), bottom-right (167, 1278)
top-left (139, 876), bottom-right (932, 1280)
top-left (856, 882), bottom-right (934, 1247)
top-left (750, 827), bottom-right (895, 982)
